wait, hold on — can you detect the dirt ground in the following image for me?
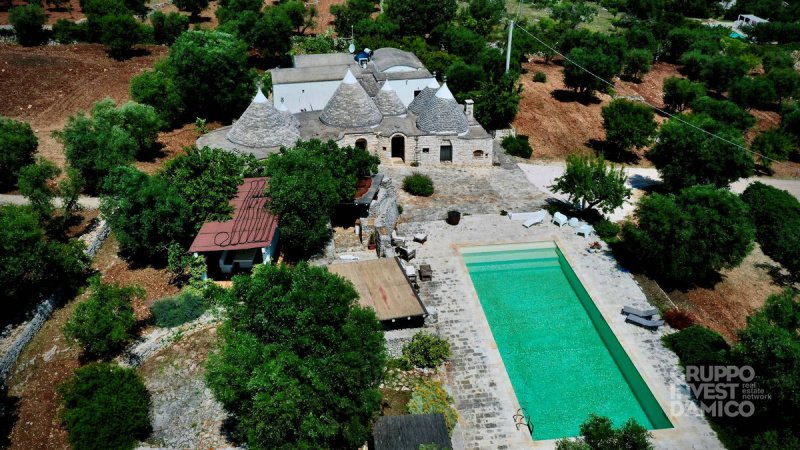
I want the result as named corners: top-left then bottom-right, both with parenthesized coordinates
top-left (0, 0), bottom-right (85, 25)
top-left (4, 235), bottom-right (178, 450)
top-left (308, 0), bottom-right (345, 35)
top-left (0, 44), bottom-right (169, 169)
top-left (514, 57), bottom-right (799, 176)
top-left (662, 245), bottom-right (786, 342)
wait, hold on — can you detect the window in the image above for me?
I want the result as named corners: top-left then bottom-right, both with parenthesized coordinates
top-left (414, 90), bottom-right (422, 97)
top-left (440, 145), bottom-right (453, 162)
top-left (355, 138), bottom-right (367, 150)
top-left (422, 148), bottom-right (429, 153)
top-left (473, 150), bottom-right (485, 159)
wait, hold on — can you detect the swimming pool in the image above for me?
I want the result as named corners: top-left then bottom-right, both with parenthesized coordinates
top-left (462, 242), bottom-right (672, 440)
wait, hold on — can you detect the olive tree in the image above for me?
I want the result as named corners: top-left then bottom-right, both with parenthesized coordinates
top-left (9, 4), bottom-right (46, 46)
top-left (551, 154), bottom-right (632, 215)
top-left (662, 77), bottom-right (705, 112)
top-left (63, 278), bottom-right (142, 359)
top-left (206, 262), bottom-right (386, 449)
top-left (601, 98), bottom-right (657, 152)
top-left (622, 186), bottom-right (755, 285)
top-left (0, 117), bottom-right (38, 189)
top-left (647, 114), bottom-right (753, 192)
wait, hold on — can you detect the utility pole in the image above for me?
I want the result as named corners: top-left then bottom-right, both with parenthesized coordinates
top-left (505, 20), bottom-right (514, 73)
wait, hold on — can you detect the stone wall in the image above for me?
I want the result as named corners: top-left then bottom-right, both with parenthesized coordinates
top-left (492, 127), bottom-right (516, 141)
top-left (362, 176), bottom-right (399, 243)
top-left (0, 220), bottom-right (110, 382)
top-left (338, 132), bottom-right (493, 167)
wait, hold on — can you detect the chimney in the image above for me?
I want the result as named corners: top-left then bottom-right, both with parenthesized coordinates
top-left (464, 99), bottom-right (474, 120)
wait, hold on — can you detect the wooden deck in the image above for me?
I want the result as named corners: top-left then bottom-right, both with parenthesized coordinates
top-left (328, 258), bottom-right (427, 322)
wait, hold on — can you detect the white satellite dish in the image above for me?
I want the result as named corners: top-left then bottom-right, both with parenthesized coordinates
top-left (348, 43), bottom-right (356, 54)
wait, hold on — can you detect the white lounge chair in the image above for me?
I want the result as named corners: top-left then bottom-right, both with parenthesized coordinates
top-left (625, 314), bottom-right (664, 330)
top-left (404, 264), bottom-right (417, 281)
top-left (553, 212), bottom-right (568, 227)
top-left (576, 225), bottom-right (594, 237)
top-left (523, 210), bottom-right (547, 228)
top-left (339, 254), bottom-right (360, 261)
top-left (391, 229), bottom-right (408, 245)
top-left (568, 217), bottom-right (581, 228)
top-left (621, 306), bottom-right (659, 319)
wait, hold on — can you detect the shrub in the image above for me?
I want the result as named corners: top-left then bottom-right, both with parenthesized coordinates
top-left (501, 134), bottom-right (533, 158)
top-left (0, 117), bottom-right (38, 190)
top-left (63, 278), bottom-right (142, 359)
top-left (729, 76), bottom-right (778, 110)
top-left (663, 309), bottom-right (695, 330)
top-left (58, 362), bottom-right (152, 450)
top-left (90, 99), bottom-right (164, 155)
top-left (593, 218), bottom-right (620, 240)
top-left (17, 159), bottom-right (60, 222)
top-left (402, 332), bottom-right (451, 368)
top-left (622, 48), bottom-right (653, 81)
top-left (407, 380), bottom-right (458, 433)
top-left (741, 182), bottom-right (800, 275)
top-left (9, 5), bottom-right (46, 46)
top-left (556, 414), bottom-right (654, 450)
top-left (403, 173), bottom-right (435, 197)
top-left (151, 11), bottom-right (188, 45)
top-left (533, 71), bottom-right (547, 83)
top-left (53, 19), bottom-right (90, 43)
top-left (662, 325), bottom-right (730, 367)
top-left (99, 14), bottom-right (145, 59)
top-left (150, 290), bottom-right (206, 328)
top-left (551, 154), bottom-right (631, 215)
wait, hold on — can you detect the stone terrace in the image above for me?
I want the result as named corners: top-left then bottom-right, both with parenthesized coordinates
top-left (387, 159), bottom-right (723, 450)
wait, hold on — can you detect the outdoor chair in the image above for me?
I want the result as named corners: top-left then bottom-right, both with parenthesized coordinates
top-left (391, 229), bottom-right (408, 246)
top-left (621, 306), bottom-right (659, 319)
top-left (413, 233), bottom-right (428, 243)
top-left (419, 264), bottom-right (432, 281)
top-left (576, 225), bottom-right (594, 237)
top-left (404, 264), bottom-right (417, 281)
top-left (398, 246), bottom-right (416, 261)
top-left (568, 217), bottom-right (581, 227)
top-left (523, 210), bottom-right (547, 228)
top-left (553, 212), bottom-right (568, 227)
top-left (625, 314), bottom-right (664, 330)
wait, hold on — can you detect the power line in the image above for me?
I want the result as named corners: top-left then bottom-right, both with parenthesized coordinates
top-left (513, 24), bottom-right (791, 167)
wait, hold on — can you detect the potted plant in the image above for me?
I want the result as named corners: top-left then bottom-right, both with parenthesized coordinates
top-left (446, 210), bottom-right (461, 225)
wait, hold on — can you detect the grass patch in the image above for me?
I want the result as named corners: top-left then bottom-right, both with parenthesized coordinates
top-left (150, 290), bottom-right (207, 328)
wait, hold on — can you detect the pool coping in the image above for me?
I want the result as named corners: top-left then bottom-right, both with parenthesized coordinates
top-left (453, 237), bottom-right (707, 448)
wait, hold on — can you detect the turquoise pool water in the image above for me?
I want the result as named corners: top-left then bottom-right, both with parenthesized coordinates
top-left (462, 242), bottom-right (672, 440)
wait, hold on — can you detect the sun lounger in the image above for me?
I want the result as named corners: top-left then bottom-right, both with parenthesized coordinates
top-left (404, 264), bottom-right (417, 281)
top-left (553, 212), bottom-right (568, 227)
top-left (339, 254), bottom-right (359, 260)
top-left (576, 224), bottom-right (594, 237)
top-left (398, 246), bottom-right (416, 261)
top-left (625, 314), bottom-right (665, 330)
top-left (522, 210), bottom-right (547, 228)
top-left (621, 306), bottom-right (659, 319)
top-left (413, 233), bottom-right (428, 243)
top-left (509, 210), bottom-right (546, 221)
top-left (391, 229), bottom-right (408, 246)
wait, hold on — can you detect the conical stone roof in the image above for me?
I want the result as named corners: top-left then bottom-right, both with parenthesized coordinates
top-left (227, 89), bottom-right (300, 148)
top-left (277, 101), bottom-right (300, 128)
top-left (320, 70), bottom-right (382, 128)
top-left (416, 83), bottom-right (469, 134)
top-left (408, 78), bottom-right (440, 115)
top-left (374, 82), bottom-right (407, 116)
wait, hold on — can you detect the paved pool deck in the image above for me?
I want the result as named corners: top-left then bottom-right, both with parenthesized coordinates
top-left (395, 214), bottom-right (723, 450)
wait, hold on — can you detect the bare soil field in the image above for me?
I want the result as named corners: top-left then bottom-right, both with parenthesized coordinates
top-left (514, 57), bottom-right (800, 177)
top-left (308, 0), bottom-right (345, 35)
top-left (0, 44), bottom-right (169, 168)
top-left (4, 235), bottom-right (178, 450)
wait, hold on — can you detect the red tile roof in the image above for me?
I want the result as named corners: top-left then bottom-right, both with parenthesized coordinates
top-left (188, 177), bottom-right (279, 253)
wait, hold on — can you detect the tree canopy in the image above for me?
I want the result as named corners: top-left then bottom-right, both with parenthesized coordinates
top-left (0, 205), bottom-right (88, 313)
top-left (58, 362), bottom-right (152, 450)
top-left (622, 185), bottom-right (755, 285)
top-left (601, 98), bottom-right (657, 152)
top-left (551, 154), bottom-right (632, 215)
top-left (9, 4), bottom-right (46, 46)
top-left (206, 262), bottom-right (386, 449)
top-left (384, 0), bottom-right (457, 36)
top-left (63, 278), bottom-right (141, 359)
top-left (0, 116), bottom-right (38, 189)
top-left (741, 182), bottom-right (800, 276)
top-left (563, 47), bottom-right (621, 98)
top-left (662, 77), bottom-right (707, 112)
top-left (647, 114), bottom-right (753, 192)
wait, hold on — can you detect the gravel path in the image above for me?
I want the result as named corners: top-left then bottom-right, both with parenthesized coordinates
top-left (0, 193), bottom-right (100, 209)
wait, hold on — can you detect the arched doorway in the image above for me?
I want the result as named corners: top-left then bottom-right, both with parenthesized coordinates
top-left (391, 135), bottom-right (405, 161)
top-left (355, 138), bottom-right (367, 150)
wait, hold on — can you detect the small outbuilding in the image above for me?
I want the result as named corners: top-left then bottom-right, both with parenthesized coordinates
top-left (370, 414), bottom-right (453, 450)
top-left (327, 257), bottom-right (427, 329)
top-left (188, 177), bottom-right (279, 279)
